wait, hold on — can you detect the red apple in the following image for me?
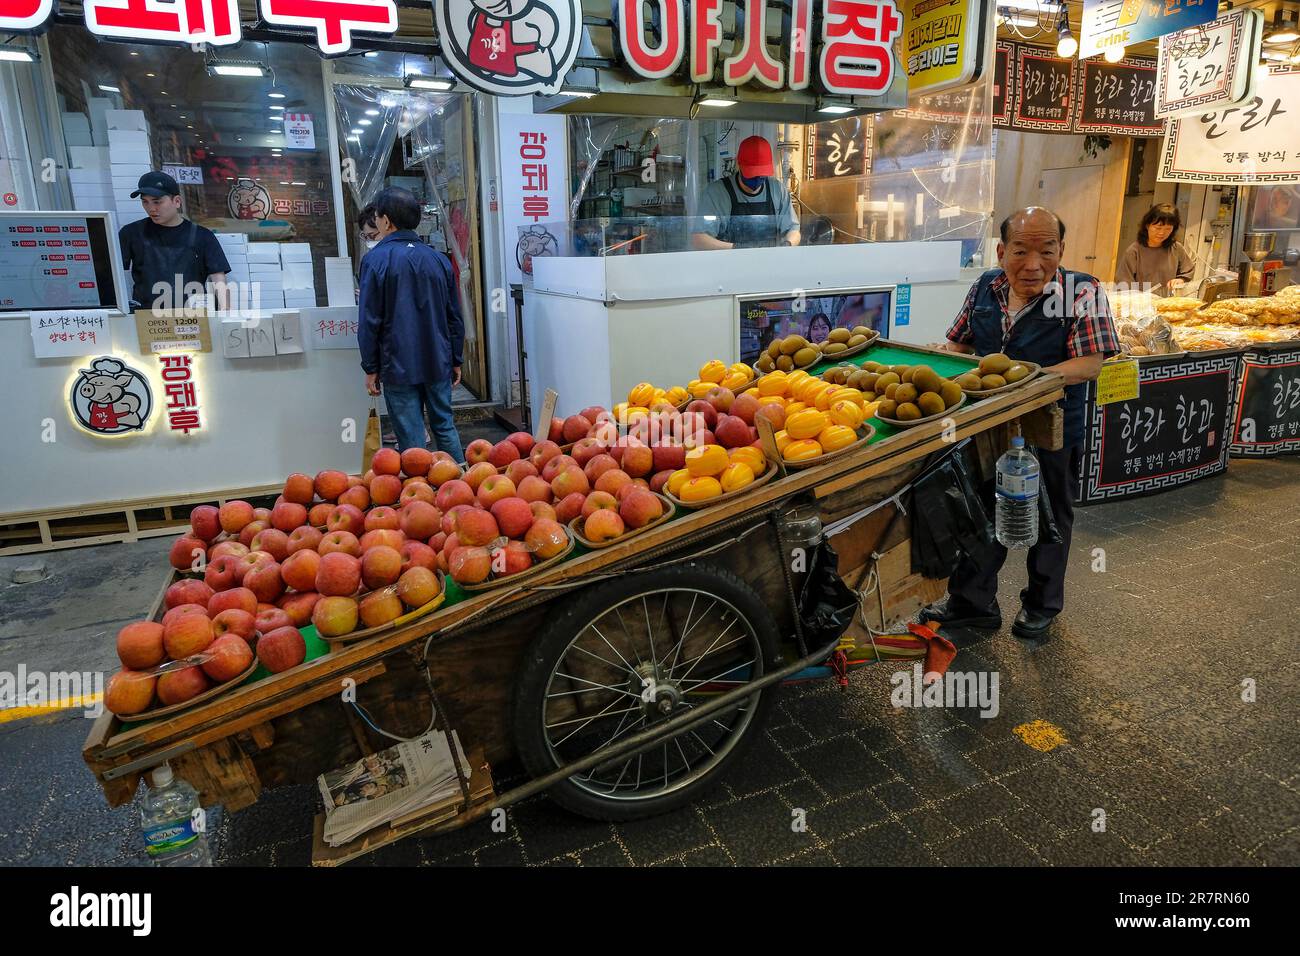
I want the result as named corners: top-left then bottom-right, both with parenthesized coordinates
top-left (621, 444), bottom-right (654, 478)
top-left (488, 439), bottom-right (521, 468)
top-left (524, 518), bottom-right (568, 559)
top-left (507, 432), bottom-right (535, 456)
top-left (219, 500), bottom-right (255, 534)
top-left (551, 465), bottom-right (590, 499)
top-left (651, 444), bottom-right (687, 473)
top-left (358, 588), bottom-right (405, 628)
top-left (244, 560), bottom-right (285, 604)
top-left (259, 624), bottom-right (309, 670)
top-left (620, 488), bottom-right (663, 529)
top-left (517, 474), bottom-right (553, 504)
top-left (529, 439), bottom-right (562, 471)
top-left (326, 503), bottom-right (365, 537)
top-left (162, 603), bottom-right (207, 632)
top-left (505, 459), bottom-right (538, 485)
top-left (442, 504), bottom-right (474, 536)
top-left (156, 666), bottom-right (210, 706)
top-left (319, 530), bottom-right (361, 557)
top-left (277, 591), bottom-right (320, 628)
top-left (463, 461), bottom-right (497, 492)
top-left (594, 469), bottom-right (632, 498)
top-left (584, 453), bottom-right (619, 484)
top-left (542, 454), bottom-right (579, 484)
top-left (364, 506), bottom-right (401, 532)
top-left (165, 578), bottom-right (213, 610)
top-left (562, 414), bottom-right (592, 444)
top-left (163, 613), bottom-right (214, 659)
top-left (316, 551), bottom-right (361, 596)
top-left (338, 484), bottom-right (370, 511)
top-left (477, 474), bottom-right (517, 509)
top-left (706, 386), bottom-right (735, 414)
top-left (492, 540), bottom-right (533, 576)
top-left (456, 509), bottom-right (500, 548)
top-left (250, 528), bottom-right (290, 562)
top-left (105, 669), bottom-right (156, 716)
top-left (282, 473), bottom-right (314, 506)
top-left (650, 470), bottom-right (675, 494)
top-left (529, 501), bottom-right (558, 522)
top-left (400, 447), bottom-right (434, 478)
top-left (448, 547), bottom-right (491, 585)
top-left (572, 437), bottom-right (608, 467)
top-left (281, 548), bottom-right (321, 592)
top-left (429, 459), bottom-right (463, 486)
top-left (208, 587), bottom-right (257, 618)
top-left (117, 621), bottom-right (165, 670)
top-left (168, 535), bottom-right (207, 572)
top-left (547, 417), bottom-right (565, 443)
top-left (584, 509), bottom-right (625, 543)
top-left (313, 471), bottom-right (350, 502)
top-left (400, 482), bottom-right (436, 507)
top-left (361, 545), bottom-right (403, 590)
top-left (400, 500), bottom-right (441, 540)
top-left (203, 554), bottom-right (243, 592)
top-left (714, 414), bottom-right (753, 449)
top-left (237, 520), bottom-right (269, 547)
top-left (209, 540), bottom-right (249, 562)
top-left (253, 506), bottom-right (273, 523)
top-left (685, 401), bottom-right (718, 429)
top-left (370, 474), bottom-right (402, 506)
top-left (211, 608), bottom-right (256, 643)
top-left (189, 505), bottom-right (221, 542)
top-left (202, 632), bottom-right (254, 682)
top-left (490, 496), bottom-right (534, 539)
top-left (270, 501), bottom-right (307, 534)
top-left (581, 490), bottom-right (619, 520)
top-left (555, 492), bottom-right (587, 525)
top-left (465, 439), bottom-right (494, 464)
top-left (287, 526), bottom-right (323, 555)
top-left (359, 528), bottom-right (405, 553)
top-left (435, 479), bottom-right (475, 512)
top-left (308, 502), bottom-right (336, 528)
top-left (400, 541), bottom-right (438, 574)
top-left (371, 447), bottom-right (402, 476)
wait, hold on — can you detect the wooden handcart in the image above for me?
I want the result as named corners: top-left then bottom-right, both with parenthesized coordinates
top-left (83, 342), bottom-right (1064, 865)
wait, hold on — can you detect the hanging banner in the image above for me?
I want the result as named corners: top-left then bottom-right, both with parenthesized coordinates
top-left (809, 116), bottom-right (869, 179)
top-left (991, 41), bottom-right (1014, 128)
top-left (499, 112), bottom-right (569, 286)
top-left (1072, 55), bottom-right (1163, 137)
top-left (1012, 45), bottom-right (1075, 132)
top-left (902, 0), bottom-right (990, 97)
top-left (1079, 0), bottom-right (1217, 62)
top-left (1155, 8), bottom-right (1262, 119)
top-left (1159, 66), bottom-right (1300, 185)
top-left (1230, 344), bottom-right (1300, 458)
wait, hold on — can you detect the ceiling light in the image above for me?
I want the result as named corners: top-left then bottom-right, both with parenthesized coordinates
top-left (268, 89), bottom-right (286, 99)
top-left (348, 135), bottom-right (361, 142)
top-left (364, 51), bottom-right (380, 59)
top-left (210, 62), bottom-right (266, 77)
top-left (818, 104), bottom-right (855, 114)
top-left (365, 109), bottom-right (381, 116)
top-left (145, 72), bottom-right (155, 77)
top-left (698, 97), bottom-right (737, 107)
top-left (129, 51), bottom-right (139, 56)
top-left (1265, 31), bottom-right (1300, 44)
top-left (0, 48), bottom-right (36, 63)
top-left (1104, 45), bottom-right (1126, 63)
top-left (405, 76), bottom-right (454, 91)
top-left (358, 119), bottom-right (372, 126)
top-left (291, 181), bottom-right (304, 186)
top-left (350, 127), bottom-right (364, 134)
top-left (187, 125), bottom-right (193, 129)
top-left (558, 87), bottom-right (598, 98)
top-left (279, 181), bottom-right (290, 185)
top-left (269, 104), bottom-right (285, 111)
top-left (99, 84), bottom-right (120, 92)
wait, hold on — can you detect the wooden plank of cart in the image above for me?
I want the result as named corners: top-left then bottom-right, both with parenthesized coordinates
top-left (83, 341), bottom-right (1064, 866)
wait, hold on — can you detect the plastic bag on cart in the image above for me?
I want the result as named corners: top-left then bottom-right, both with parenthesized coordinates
top-left (797, 539), bottom-right (859, 651)
top-left (910, 450), bottom-right (994, 578)
top-left (1034, 456), bottom-right (1064, 547)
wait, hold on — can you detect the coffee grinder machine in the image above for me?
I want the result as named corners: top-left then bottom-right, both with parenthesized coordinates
top-left (1237, 232), bottom-right (1275, 295)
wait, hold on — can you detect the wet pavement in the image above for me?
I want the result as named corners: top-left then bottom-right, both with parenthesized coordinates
top-left (1, 457), bottom-right (1297, 867)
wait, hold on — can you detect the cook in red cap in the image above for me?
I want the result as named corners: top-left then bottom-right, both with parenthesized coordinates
top-left (692, 136), bottom-right (800, 251)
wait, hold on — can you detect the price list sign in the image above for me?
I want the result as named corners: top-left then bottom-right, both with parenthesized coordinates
top-left (1073, 56), bottom-right (1163, 136)
top-left (1078, 353), bottom-right (1237, 503)
top-left (1156, 8), bottom-right (1261, 119)
top-left (1230, 346), bottom-right (1300, 458)
top-left (1013, 47), bottom-right (1075, 132)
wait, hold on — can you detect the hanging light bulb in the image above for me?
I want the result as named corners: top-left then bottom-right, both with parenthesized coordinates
top-left (1055, 2), bottom-right (1078, 58)
top-left (1104, 45), bottom-right (1126, 63)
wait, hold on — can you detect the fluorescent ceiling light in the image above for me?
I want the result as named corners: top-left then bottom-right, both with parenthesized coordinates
top-left (98, 84), bottom-right (120, 93)
top-left (358, 118), bottom-right (372, 125)
top-left (406, 76), bottom-right (455, 91)
top-left (269, 104), bottom-right (284, 111)
top-left (365, 108), bottom-right (380, 116)
top-left (559, 88), bottom-right (597, 98)
top-left (699, 97), bottom-right (737, 107)
top-left (212, 64), bottom-right (266, 77)
top-left (279, 181), bottom-right (290, 185)
top-left (350, 127), bottom-right (364, 134)
top-left (364, 51), bottom-right (380, 58)
top-left (1265, 31), bottom-right (1300, 43)
top-left (268, 91), bottom-right (286, 99)
top-left (818, 105), bottom-right (855, 114)
top-left (0, 49), bottom-right (36, 62)
top-left (291, 181), bottom-right (304, 186)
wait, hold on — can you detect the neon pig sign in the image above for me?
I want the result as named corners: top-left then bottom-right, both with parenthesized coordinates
top-left (612, 0), bottom-right (903, 96)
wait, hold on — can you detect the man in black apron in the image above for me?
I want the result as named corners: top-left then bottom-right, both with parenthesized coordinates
top-left (922, 207), bottom-right (1119, 639)
top-left (692, 136), bottom-right (800, 252)
top-left (119, 172), bottom-right (230, 311)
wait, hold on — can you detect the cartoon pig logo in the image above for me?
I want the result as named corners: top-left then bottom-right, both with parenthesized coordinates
top-left (70, 357), bottom-right (152, 435)
top-left (435, 0), bottom-right (582, 96)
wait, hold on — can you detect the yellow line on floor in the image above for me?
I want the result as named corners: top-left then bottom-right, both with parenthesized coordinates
top-left (0, 693), bottom-right (102, 724)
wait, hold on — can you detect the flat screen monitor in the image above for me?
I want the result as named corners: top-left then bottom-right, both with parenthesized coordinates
top-left (738, 287), bottom-right (893, 366)
top-left (0, 211), bottom-right (126, 313)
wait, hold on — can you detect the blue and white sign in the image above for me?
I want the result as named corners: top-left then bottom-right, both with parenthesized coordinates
top-left (1080, 0), bottom-right (1217, 61)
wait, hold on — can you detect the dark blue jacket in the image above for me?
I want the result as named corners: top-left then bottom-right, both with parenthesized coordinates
top-left (357, 230), bottom-right (463, 386)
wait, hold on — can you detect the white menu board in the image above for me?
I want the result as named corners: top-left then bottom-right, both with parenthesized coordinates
top-left (1156, 9), bottom-right (1262, 119)
top-left (0, 212), bottom-right (124, 313)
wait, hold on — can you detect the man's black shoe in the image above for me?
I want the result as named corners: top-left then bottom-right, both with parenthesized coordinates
top-left (1012, 606), bottom-right (1055, 639)
top-left (917, 595), bottom-right (1002, 630)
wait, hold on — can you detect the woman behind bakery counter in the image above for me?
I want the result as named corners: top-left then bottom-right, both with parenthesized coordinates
top-left (1117, 203), bottom-right (1196, 296)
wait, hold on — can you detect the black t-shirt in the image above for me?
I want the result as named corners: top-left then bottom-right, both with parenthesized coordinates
top-left (118, 218), bottom-right (231, 308)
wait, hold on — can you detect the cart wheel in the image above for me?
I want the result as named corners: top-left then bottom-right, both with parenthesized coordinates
top-left (512, 562), bottom-right (782, 821)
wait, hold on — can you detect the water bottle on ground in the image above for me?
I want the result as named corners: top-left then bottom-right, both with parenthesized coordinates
top-left (995, 436), bottom-right (1040, 549)
top-left (141, 763), bottom-right (212, 866)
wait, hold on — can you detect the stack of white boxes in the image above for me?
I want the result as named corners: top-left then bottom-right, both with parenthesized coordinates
top-left (215, 233), bottom-right (250, 309)
top-left (280, 243), bottom-right (317, 309)
top-left (106, 110), bottom-right (152, 229)
top-left (247, 242), bottom-right (285, 309)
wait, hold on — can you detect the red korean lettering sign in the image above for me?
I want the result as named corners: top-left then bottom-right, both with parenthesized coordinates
top-left (84, 0), bottom-right (241, 46)
top-left (616, 0), bottom-right (686, 79)
top-left (258, 0), bottom-right (397, 56)
top-left (159, 354), bottom-right (202, 435)
top-left (519, 131), bottom-right (550, 223)
top-left (0, 0), bottom-right (53, 30)
top-left (818, 0), bottom-right (902, 95)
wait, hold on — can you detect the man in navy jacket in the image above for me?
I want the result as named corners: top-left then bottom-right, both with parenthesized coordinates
top-left (358, 187), bottom-right (464, 459)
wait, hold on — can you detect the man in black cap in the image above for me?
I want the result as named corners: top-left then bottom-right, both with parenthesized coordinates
top-left (119, 171), bottom-right (230, 311)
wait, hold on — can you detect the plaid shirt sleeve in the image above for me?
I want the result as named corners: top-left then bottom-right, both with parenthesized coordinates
top-left (946, 281), bottom-right (980, 345)
top-left (1067, 278), bottom-right (1120, 358)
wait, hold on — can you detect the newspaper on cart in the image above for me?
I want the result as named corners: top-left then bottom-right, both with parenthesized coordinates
top-left (317, 730), bottom-right (469, 846)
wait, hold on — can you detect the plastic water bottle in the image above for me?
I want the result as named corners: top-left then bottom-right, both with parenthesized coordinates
top-left (141, 763), bottom-right (212, 866)
top-left (995, 436), bottom-right (1040, 549)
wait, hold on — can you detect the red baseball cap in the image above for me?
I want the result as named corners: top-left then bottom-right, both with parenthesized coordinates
top-left (736, 136), bottom-right (774, 177)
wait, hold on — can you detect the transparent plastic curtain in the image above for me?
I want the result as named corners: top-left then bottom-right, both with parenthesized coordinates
top-left (333, 84), bottom-right (404, 224)
top-left (567, 115), bottom-right (693, 220)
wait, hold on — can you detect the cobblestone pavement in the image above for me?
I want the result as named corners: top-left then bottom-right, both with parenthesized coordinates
top-left (1, 458), bottom-right (1297, 867)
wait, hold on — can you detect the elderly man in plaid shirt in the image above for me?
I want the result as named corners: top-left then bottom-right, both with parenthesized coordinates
top-left (921, 206), bottom-right (1119, 639)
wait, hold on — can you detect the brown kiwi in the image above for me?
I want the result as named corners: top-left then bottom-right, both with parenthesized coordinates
top-left (861, 391), bottom-right (877, 404)
top-left (828, 328), bottom-right (851, 344)
top-left (980, 373), bottom-right (1007, 390)
top-left (885, 383), bottom-right (900, 400)
top-left (939, 380), bottom-right (962, 408)
top-left (863, 361), bottom-right (885, 373)
top-left (875, 371), bottom-right (901, 391)
top-left (876, 399), bottom-right (898, 418)
top-left (901, 366), bottom-right (917, 384)
top-left (978, 352), bottom-right (1012, 375)
top-left (895, 383), bottom-right (919, 404)
top-left (852, 326), bottom-right (872, 336)
top-left (768, 339), bottom-right (783, 360)
top-left (956, 372), bottom-right (985, 391)
top-left (822, 342), bottom-right (848, 355)
top-left (911, 366), bottom-right (941, 394)
top-left (756, 355), bottom-right (774, 372)
top-left (781, 335), bottom-right (809, 356)
top-left (891, 365), bottom-right (910, 376)
top-left (776, 354), bottom-right (794, 372)
top-left (1004, 364), bottom-right (1031, 383)
top-left (916, 392), bottom-right (946, 417)
top-left (794, 346), bottom-right (818, 366)
top-left (895, 402), bottom-right (922, 421)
